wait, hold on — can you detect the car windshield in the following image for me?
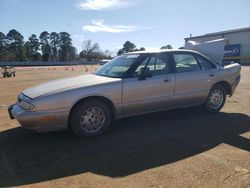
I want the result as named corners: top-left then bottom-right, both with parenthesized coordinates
top-left (94, 54), bottom-right (140, 78)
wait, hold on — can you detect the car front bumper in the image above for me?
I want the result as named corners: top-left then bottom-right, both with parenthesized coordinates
top-left (9, 103), bottom-right (69, 132)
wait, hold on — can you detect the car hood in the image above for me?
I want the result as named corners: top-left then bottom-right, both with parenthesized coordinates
top-left (22, 74), bottom-right (121, 99)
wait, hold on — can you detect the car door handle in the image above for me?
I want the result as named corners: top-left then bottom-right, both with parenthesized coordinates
top-left (209, 74), bottom-right (215, 77)
top-left (164, 79), bottom-right (169, 82)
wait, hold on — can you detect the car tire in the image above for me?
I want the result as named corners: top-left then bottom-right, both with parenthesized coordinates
top-left (205, 85), bottom-right (226, 112)
top-left (69, 99), bottom-right (111, 137)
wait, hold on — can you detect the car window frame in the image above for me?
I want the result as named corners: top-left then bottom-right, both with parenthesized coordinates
top-left (171, 52), bottom-right (203, 73)
top-left (194, 53), bottom-right (217, 70)
top-left (125, 52), bottom-right (174, 78)
top-left (123, 53), bottom-right (149, 78)
top-left (147, 53), bottom-right (173, 76)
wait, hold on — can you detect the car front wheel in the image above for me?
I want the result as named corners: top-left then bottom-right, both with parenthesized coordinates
top-left (70, 100), bottom-right (111, 137)
top-left (205, 85), bottom-right (226, 112)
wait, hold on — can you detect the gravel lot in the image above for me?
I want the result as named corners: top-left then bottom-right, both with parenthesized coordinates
top-left (0, 66), bottom-right (249, 188)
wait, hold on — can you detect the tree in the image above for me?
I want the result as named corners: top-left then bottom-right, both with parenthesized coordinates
top-left (117, 41), bottom-right (136, 55)
top-left (123, 41), bottom-right (136, 53)
top-left (6, 29), bottom-right (25, 61)
top-left (58, 32), bottom-right (73, 61)
top-left (0, 32), bottom-right (8, 60)
top-left (23, 41), bottom-right (31, 61)
top-left (50, 32), bottom-right (59, 61)
top-left (67, 46), bottom-right (77, 61)
top-left (117, 49), bottom-right (124, 56)
top-left (160, 44), bottom-right (173, 50)
top-left (80, 39), bottom-right (100, 60)
top-left (104, 50), bottom-right (112, 59)
top-left (27, 34), bottom-right (40, 61)
top-left (133, 47), bottom-right (145, 52)
top-left (39, 31), bottom-right (51, 61)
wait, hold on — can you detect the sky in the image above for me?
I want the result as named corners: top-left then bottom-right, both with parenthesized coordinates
top-left (0, 0), bottom-right (250, 54)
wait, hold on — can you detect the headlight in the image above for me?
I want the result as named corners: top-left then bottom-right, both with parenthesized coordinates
top-left (19, 100), bottom-right (34, 111)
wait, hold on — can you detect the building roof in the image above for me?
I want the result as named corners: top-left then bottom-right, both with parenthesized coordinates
top-left (185, 26), bottom-right (250, 40)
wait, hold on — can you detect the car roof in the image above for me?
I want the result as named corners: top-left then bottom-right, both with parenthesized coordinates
top-left (125, 49), bottom-right (199, 55)
top-left (124, 49), bottom-right (219, 66)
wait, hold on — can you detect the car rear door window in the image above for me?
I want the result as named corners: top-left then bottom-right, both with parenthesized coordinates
top-left (195, 55), bottom-right (216, 70)
top-left (173, 53), bottom-right (201, 73)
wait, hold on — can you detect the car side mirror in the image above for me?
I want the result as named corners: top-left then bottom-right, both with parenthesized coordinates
top-left (138, 70), bottom-right (153, 80)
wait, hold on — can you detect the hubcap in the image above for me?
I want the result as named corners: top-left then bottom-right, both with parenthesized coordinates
top-left (208, 89), bottom-right (224, 109)
top-left (80, 106), bottom-right (105, 133)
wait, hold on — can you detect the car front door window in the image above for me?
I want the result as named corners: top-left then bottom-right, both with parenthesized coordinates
top-left (134, 54), bottom-right (170, 77)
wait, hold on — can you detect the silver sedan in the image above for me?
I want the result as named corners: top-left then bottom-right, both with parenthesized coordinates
top-left (9, 50), bottom-right (241, 137)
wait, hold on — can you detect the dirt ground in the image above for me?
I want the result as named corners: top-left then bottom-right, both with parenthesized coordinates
top-left (0, 65), bottom-right (249, 188)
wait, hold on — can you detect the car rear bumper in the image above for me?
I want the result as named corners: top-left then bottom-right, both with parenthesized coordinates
top-left (231, 75), bottom-right (241, 96)
top-left (8, 104), bottom-right (15, 119)
top-left (9, 104), bottom-right (69, 132)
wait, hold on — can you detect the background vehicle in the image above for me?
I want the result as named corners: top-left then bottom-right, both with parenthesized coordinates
top-left (9, 50), bottom-right (241, 137)
top-left (1, 66), bottom-right (16, 78)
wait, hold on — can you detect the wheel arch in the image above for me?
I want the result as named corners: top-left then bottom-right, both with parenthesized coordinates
top-left (68, 96), bottom-right (116, 127)
top-left (212, 81), bottom-right (232, 95)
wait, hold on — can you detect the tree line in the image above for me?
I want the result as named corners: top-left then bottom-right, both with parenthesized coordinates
top-left (0, 29), bottom-right (173, 62)
top-left (0, 30), bottom-right (79, 62)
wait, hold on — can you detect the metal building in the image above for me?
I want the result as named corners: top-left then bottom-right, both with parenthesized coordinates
top-left (184, 27), bottom-right (250, 64)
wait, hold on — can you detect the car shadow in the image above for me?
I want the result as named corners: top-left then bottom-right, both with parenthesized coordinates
top-left (0, 107), bottom-right (249, 186)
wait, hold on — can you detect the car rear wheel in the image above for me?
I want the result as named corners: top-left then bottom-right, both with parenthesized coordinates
top-left (70, 100), bottom-right (111, 137)
top-left (205, 85), bottom-right (226, 112)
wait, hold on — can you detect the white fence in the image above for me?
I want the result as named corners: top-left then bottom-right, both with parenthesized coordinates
top-left (0, 61), bottom-right (105, 67)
